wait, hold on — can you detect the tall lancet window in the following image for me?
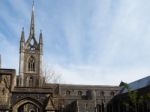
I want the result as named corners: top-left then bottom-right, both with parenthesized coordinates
top-left (28, 56), bottom-right (35, 72)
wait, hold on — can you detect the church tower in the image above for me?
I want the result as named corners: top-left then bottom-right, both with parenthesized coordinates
top-left (18, 2), bottom-right (43, 87)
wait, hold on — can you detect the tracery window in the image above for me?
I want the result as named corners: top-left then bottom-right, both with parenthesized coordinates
top-left (28, 56), bottom-right (35, 72)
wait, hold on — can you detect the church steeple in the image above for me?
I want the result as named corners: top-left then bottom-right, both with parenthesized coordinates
top-left (20, 27), bottom-right (25, 42)
top-left (18, 1), bottom-right (44, 87)
top-left (26, 0), bottom-right (37, 48)
top-left (30, 1), bottom-right (35, 37)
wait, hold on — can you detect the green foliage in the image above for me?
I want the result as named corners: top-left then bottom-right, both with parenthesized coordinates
top-left (121, 83), bottom-right (145, 112)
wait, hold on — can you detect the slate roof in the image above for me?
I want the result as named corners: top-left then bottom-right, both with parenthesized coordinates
top-left (121, 76), bottom-right (150, 93)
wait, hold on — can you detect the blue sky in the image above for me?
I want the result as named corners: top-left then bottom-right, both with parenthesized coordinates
top-left (0, 0), bottom-right (150, 85)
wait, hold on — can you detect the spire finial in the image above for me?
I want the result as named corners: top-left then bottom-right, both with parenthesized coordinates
top-left (32, 0), bottom-right (34, 11)
top-left (21, 27), bottom-right (25, 42)
top-left (39, 29), bottom-right (43, 44)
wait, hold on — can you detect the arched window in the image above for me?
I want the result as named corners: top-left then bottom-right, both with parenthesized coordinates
top-left (29, 109), bottom-right (35, 112)
top-left (28, 56), bottom-right (35, 72)
top-left (78, 91), bottom-right (82, 96)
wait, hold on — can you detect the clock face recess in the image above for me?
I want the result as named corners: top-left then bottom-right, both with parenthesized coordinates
top-left (30, 38), bottom-right (36, 50)
top-left (30, 45), bottom-right (35, 51)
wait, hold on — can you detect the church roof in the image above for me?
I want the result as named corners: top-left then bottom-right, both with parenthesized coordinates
top-left (121, 76), bottom-right (150, 93)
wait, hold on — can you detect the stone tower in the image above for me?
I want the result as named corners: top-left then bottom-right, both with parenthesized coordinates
top-left (18, 2), bottom-right (43, 87)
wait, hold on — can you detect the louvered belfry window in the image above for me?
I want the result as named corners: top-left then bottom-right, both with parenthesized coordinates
top-left (28, 56), bottom-right (35, 72)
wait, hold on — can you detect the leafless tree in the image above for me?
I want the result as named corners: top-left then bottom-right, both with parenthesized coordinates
top-left (42, 64), bottom-right (62, 83)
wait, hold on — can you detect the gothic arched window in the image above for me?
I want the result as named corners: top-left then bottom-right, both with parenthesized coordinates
top-left (28, 56), bottom-right (35, 72)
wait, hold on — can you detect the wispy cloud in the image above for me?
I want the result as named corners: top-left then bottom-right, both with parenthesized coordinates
top-left (1, 0), bottom-right (150, 85)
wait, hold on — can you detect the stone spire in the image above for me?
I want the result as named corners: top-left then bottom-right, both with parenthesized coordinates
top-left (20, 27), bottom-right (25, 42)
top-left (39, 30), bottom-right (43, 44)
top-left (39, 30), bottom-right (43, 55)
top-left (29, 0), bottom-right (35, 37)
top-left (20, 27), bottom-right (25, 52)
top-left (26, 0), bottom-right (37, 46)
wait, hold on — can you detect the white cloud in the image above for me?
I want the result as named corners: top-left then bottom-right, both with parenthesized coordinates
top-left (52, 64), bottom-right (150, 85)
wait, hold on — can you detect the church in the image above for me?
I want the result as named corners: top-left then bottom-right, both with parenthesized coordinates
top-left (0, 2), bottom-right (150, 112)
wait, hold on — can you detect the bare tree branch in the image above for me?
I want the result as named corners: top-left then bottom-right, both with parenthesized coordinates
top-left (43, 64), bottom-right (62, 83)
